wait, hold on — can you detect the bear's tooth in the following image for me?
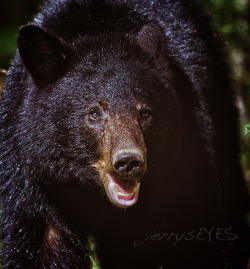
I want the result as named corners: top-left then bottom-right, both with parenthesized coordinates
top-left (117, 192), bottom-right (133, 197)
top-left (112, 184), bottom-right (119, 193)
top-left (133, 183), bottom-right (140, 193)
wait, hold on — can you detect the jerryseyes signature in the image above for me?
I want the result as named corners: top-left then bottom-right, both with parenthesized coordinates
top-left (133, 227), bottom-right (237, 247)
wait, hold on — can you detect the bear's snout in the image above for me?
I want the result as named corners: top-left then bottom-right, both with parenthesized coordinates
top-left (112, 151), bottom-right (145, 178)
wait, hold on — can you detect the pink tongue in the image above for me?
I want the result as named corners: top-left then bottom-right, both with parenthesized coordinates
top-left (114, 180), bottom-right (137, 194)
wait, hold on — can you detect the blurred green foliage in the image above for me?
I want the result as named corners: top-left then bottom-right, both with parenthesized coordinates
top-left (0, 0), bottom-right (40, 68)
top-left (199, 0), bottom-right (250, 184)
top-left (200, 0), bottom-right (250, 116)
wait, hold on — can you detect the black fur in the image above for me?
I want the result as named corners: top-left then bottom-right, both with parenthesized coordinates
top-left (0, 0), bottom-right (249, 268)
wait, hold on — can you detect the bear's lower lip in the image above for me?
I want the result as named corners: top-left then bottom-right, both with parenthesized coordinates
top-left (106, 173), bottom-right (140, 207)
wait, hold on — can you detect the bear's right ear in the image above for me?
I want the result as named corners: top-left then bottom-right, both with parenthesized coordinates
top-left (18, 25), bottom-right (72, 86)
top-left (136, 22), bottom-right (166, 57)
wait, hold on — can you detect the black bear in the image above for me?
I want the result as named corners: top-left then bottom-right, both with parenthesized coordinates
top-left (0, 0), bottom-right (249, 268)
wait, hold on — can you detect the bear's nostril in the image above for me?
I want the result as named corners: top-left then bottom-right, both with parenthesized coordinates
top-left (113, 152), bottom-right (144, 175)
top-left (127, 161), bottom-right (141, 172)
top-left (115, 161), bottom-right (127, 171)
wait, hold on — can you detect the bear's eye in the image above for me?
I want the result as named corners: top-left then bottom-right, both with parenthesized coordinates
top-left (87, 106), bottom-right (104, 123)
top-left (86, 105), bottom-right (106, 127)
top-left (90, 111), bottom-right (101, 120)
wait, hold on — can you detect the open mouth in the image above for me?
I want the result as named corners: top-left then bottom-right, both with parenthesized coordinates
top-left (106, 173), bottom-right (140, 207)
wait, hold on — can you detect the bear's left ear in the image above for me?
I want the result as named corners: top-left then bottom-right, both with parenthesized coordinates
top-left (17, 25), bottom-right (72, 86)
top-left (136, 22), bottom-right (166, 57)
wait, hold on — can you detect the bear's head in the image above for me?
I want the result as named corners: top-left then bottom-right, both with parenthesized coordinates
top-left (17, 23), bottom-right (185, 208)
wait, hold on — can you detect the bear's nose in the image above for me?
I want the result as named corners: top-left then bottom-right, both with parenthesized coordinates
top-left (113, 152), bottom-right (144, 177)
